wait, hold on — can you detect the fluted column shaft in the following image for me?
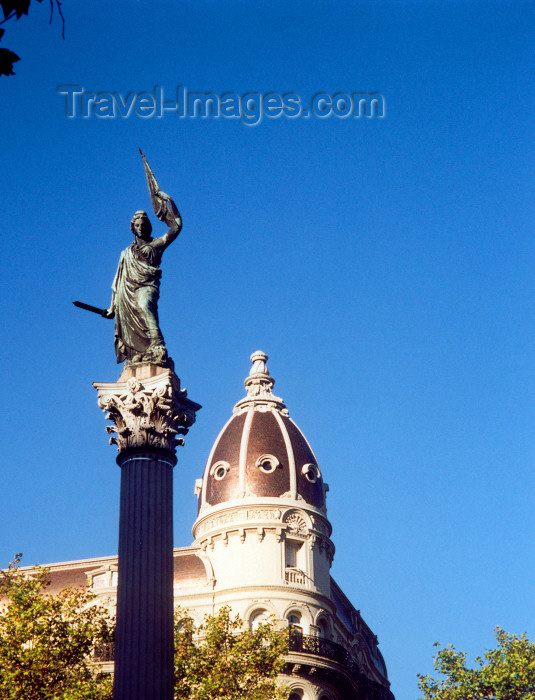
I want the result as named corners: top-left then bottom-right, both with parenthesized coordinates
top-left (113, 448), bottom-right (176, 700)
top-left (94, 367), bottom-right (201, 700)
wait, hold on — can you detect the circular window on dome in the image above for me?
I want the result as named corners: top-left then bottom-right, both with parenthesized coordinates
top-left (210, 460), bottom-right (230, 481)
top-left (256, 454), bottom-right (280, 474)
top-left (302, 463), bottom-right (321, 483)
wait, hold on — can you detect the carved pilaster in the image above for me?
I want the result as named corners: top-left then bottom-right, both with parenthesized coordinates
top-left (93, 366), bottom-right (201, 454)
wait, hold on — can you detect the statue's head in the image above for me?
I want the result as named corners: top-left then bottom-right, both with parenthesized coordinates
top-left (131, 211), bottom-right (152, 240)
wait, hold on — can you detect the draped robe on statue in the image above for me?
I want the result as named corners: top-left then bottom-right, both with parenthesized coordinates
top-left (112, 238), bottom-right (165, 363)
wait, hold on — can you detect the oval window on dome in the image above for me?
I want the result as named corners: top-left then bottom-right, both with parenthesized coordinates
top-left (210, 460), bottom-right (230, 481)
top-left (256, 454), bottom-right (280, 474)
top-left (302, 463), bottom-right (321, 483)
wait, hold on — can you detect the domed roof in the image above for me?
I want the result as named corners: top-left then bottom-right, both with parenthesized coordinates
top-left (197, 352), bottom-right (326, 513)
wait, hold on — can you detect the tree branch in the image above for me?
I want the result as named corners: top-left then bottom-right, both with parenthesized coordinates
top-left (0, 10), bottom-right (17, 27)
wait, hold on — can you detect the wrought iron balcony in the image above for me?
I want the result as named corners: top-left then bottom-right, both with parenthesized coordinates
top-left (289, 631), bottom-right (350, 666)
top-left (288, 633), bottom-right (394, 700)
top-left (93, 633), bottom-right (394, 699)
top-left (93, 642), bottom-right (115, 662)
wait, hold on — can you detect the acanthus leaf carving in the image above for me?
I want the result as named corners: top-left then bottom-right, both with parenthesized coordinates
top-left (94, 369), bottom-right (201, 454)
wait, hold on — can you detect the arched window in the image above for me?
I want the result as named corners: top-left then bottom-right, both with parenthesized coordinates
top-left (287, 611), bottom-right (303, 649)
top-left (317, 617), bottom-right (330, 639)
top-left (288, 691), bottom-right (303, 700)
top-left (249, 609), bottom-right (269, 631)
top-left (287, 612), bottom-right (302, 628)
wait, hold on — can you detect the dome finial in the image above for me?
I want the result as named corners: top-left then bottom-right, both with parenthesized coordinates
top-left (245, 350), bottom-right (275, 396)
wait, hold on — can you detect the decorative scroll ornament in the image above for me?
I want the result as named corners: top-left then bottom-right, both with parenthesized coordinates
top-left (94, 369), bottom-right (201, 453)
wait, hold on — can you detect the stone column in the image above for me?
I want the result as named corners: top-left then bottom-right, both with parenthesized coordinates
top-left (94, 365), bottom-right (201, 700)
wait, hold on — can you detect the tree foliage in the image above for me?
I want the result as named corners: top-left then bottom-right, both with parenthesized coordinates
top-left (418, 627), bottom-right (535, 700)
top-left (0, 556), bottom-right (289, 699)
top-left (0, 0), bottom-right (64, 77)
top-left (174, 606), bottom-right (289, 700)
top-left (0, 555), bottom-right (113, 700)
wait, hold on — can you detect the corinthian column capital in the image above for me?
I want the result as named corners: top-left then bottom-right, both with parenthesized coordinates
top-left (93, 366), bottom-right (201, 454)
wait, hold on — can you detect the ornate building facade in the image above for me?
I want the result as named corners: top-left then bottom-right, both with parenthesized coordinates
top-left (39, 352), bottom-right (394, 700)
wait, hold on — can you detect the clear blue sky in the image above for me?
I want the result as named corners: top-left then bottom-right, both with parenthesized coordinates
top-left (2, 1), bottom-right (534, 698)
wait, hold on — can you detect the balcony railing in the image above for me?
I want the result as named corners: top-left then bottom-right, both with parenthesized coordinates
top-left (93, 642), bottom-right (115, 662)
top-left (285, 569), bottom-right (307, 585)
top-left (95, 635), bottom-right (353, 668)
top-left (94, 633), bottom-right (394, 700)
top-left (289, 632), bottom-right (350, 665)
top-left (288, 633), bottom-right (394, 700)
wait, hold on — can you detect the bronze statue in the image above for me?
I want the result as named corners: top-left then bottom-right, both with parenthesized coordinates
top-left (74, 151), bottom-right (180, 368)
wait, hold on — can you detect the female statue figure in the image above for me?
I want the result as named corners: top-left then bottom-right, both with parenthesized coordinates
top-left (104, 151), bottom-right (181, 367)
top-left (105, 206), bottom-right (180, 366)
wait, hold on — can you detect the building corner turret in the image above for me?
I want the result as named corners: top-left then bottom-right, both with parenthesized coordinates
top-left (188, 352), bottom-right (393, 700)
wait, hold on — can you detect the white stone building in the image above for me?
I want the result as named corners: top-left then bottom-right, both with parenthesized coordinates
top-left (40, 352), bottom-right (394, 700)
